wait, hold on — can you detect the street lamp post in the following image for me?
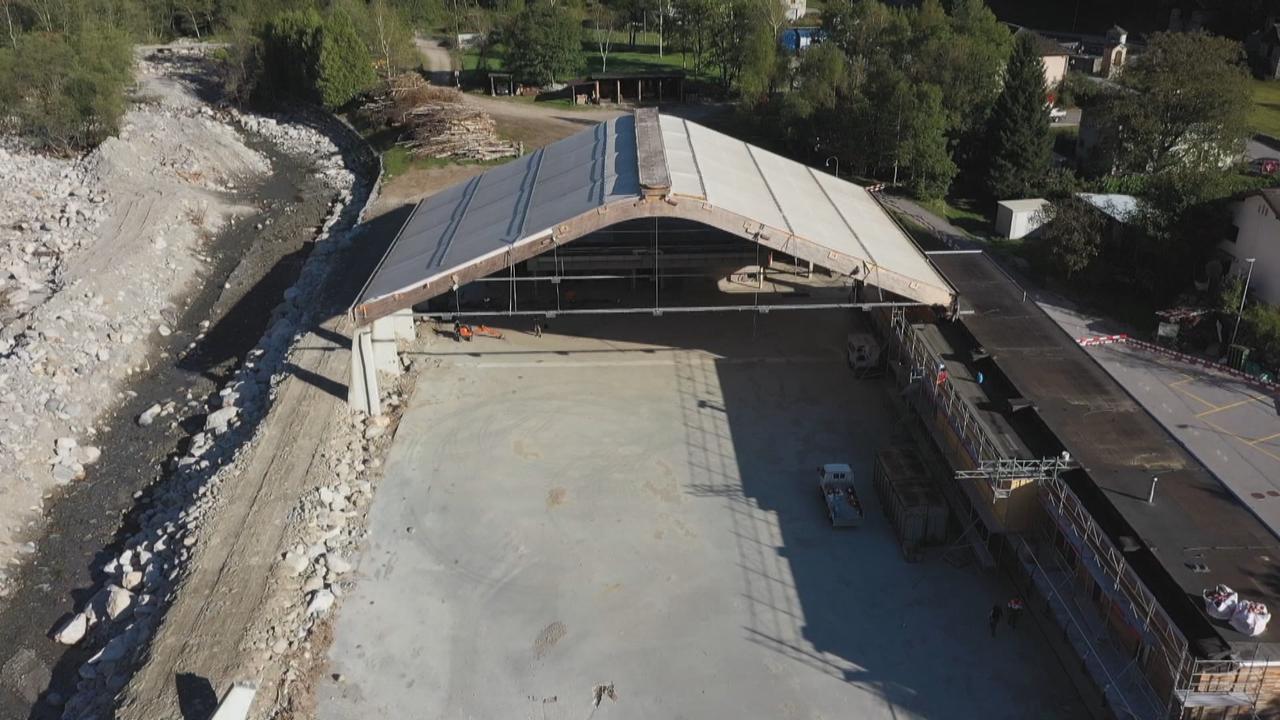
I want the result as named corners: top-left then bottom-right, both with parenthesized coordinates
top-left (1230, 258), bottom-right (1256, 348)
top-left (824, 155), bottom-right (839, 178)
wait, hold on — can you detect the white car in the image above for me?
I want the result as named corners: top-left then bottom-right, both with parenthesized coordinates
top-left (1049, 106), bottom-right (1068, 122)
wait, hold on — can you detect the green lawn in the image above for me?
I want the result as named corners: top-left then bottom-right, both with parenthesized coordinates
top-left (1249, 78), bottom-right (1280, 138)
top-left (921, 196), bottom-right (992, 237)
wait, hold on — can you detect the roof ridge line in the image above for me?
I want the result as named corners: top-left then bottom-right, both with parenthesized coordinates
top-left (806, 166), bottom-right (878, 267)
top-left (744, 143), bottom-right (793, 234)
top-left (681, 117), bottom-right (709, 200)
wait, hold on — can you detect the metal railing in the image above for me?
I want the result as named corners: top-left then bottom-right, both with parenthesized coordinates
top-left (1038, 473), bottom-right (1212, 719)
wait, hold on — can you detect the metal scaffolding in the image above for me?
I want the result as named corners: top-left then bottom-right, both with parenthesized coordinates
top-left (955, 458), bottom-right (1073, 500)
top-left (1040, 473), bottom-right (1188, 682)
top-left (887, 309), bottom-right (1069, 501)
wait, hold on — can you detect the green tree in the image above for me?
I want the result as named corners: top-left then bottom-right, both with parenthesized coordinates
top-left (777, 43), bottom-right (851, 162)
top-left (334, 0), bottom-right (417, 83)
top-left (316, 8), bottom-right (376, 107)
top-left (984, 32), bottom-right (1052, 200)
top-left (824, 0), bottom-right (907, 70)
top-left (504, 3), bottom-right (581, 85)
top-left (1037, 197), bottom-right (1105, 279)
top-left (1103, 31), bottom-right (1251, 177)
top-left (254, 7), bottom-right (375, 109)
top-left (1243, 304), bottom-right (1280, 370)
top-left (893, 81), bottom-right (955, 200)
top-left (707, 0), bottom-right (764, 91)
top-left (0, 27), bottom-right (133, 151)
top-left (734, 21), bottom-right (775, 103)
top-left (784, 43), bottom-right (850, 120)
top-left (935, 0), bottom-right (1010, 171)
top-left (672, 0), bottom-right (712, 74)
top-left (258, 8), bottom-right (325, 105)
top-left (390, 0), bottom-right (444, 27)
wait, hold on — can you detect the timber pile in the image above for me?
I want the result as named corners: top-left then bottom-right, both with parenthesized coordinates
top-left (367, 74), bottom-right (520, 162)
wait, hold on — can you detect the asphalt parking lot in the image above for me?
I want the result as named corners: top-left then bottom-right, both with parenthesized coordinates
top-left (319, 312), bottom-right (1085, 719)
top-left (1087, 343), bottom-right (1280, 529)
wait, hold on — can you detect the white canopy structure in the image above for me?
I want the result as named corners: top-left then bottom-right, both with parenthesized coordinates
top-left (348, 109), bottom-right (954, 412)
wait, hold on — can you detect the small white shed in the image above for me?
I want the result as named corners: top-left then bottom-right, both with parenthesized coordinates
top-left (995, 199), bottom-right (1050, 239)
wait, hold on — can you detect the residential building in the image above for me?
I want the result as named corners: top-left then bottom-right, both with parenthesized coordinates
top-left (1028, 24), bottom-right (1132, 81)
top-left (783, 0), bottom-right (806, 22)
top-left (1014, 28), bottom-right (1071, 94)
top-left (1220, 189), bottom-right (1280, 306)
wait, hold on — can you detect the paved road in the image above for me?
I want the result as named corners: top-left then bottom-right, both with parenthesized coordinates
top-left (413, 34), bottom-right (456, 85)
top-left (1246, 136), bottom-right (1278, 163)
top-left (1084, 343), bottom-right (1280, 532)
top-left (877, 194), bottom-right (973, 250)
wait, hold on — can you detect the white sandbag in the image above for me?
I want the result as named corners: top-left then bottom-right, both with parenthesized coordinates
top-left (1230, 601), bottom-right (1271, 637)
top-left (1204, 584), bottom-right (1239, 620)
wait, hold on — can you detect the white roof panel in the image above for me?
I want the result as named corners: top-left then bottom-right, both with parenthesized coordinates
top-left (682, 120), bottom-right (790, 231)
top-left (660, 114), bottom-right (704, 198)
top-left (355, 111), bottom-right (954, 324)
top-left (810, 170), bottom-right (943, 286)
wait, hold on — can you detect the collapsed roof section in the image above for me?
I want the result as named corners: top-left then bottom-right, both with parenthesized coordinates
top-left (352, 108), bottom-right (955, 325)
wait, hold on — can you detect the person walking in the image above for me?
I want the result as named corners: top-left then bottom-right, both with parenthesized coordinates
top-left (988, 604), bottom-right (1003, 637)
top-left (533, 321), bottom-right (542, 338)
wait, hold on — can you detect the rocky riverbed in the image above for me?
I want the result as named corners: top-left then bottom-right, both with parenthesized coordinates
top-left (0, 45), bottom-right (377, 718)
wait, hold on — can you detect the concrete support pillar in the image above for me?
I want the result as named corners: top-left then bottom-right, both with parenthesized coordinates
top-left (370, 315), bottom-right (403, 376)
top-left (389, 308), bottom-right (415, 341)
top-left (349, 327), bottom-right (382, 416)
top-left (211, 682), bottom-right (258, 720)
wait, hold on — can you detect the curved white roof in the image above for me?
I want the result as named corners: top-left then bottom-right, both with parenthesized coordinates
top-left (353, 109), bottom-right (954, 324)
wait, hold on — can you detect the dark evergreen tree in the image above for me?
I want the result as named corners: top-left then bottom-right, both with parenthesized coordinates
top-left (984, 31), bottom-right (1052, 200)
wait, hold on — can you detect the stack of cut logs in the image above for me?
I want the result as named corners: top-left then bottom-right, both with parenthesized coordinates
top-left (368, 73), bottom-right (520, 162)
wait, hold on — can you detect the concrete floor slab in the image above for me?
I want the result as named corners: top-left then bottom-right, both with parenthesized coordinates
top-left (319, 313), bottom-right (1085, 719)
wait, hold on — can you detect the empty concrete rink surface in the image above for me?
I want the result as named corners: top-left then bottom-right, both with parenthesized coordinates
top-left (319, 312), bottom-right (1085, 719)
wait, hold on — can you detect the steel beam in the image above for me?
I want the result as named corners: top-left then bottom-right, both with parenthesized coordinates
top-left (414, 300), bottom-right (924, 319)
top-left (352, 196), bottom-right (955, 326)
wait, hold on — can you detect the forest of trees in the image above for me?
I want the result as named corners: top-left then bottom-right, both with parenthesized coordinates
top-left (752, 0), bottom-right (1015, 200)
top-left (0, 0), bottom-right (431, 151)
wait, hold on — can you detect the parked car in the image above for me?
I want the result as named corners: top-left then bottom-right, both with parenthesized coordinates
top-left (1248, 157), bottom-right (1280, 176)
top-left (1048, 106), bottom-right (1068, 122)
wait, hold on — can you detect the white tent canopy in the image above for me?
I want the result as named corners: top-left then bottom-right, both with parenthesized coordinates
top-left (352, 109), bottom-right (954, 325)
top-left (348, 109), bottom-right (955, 413)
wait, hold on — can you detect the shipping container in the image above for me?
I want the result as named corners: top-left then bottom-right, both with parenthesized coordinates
top-left (873, 447), bottom-right (950, 560)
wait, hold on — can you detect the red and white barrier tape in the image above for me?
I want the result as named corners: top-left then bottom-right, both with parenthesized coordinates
top-left (1076, 334), bottom-right (1128, 346)
top-left (1075, 334), bottom-right (1280, 393)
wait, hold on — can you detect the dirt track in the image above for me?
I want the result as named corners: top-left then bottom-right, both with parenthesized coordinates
top-left (114, 188), bottom-right (401, 720)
